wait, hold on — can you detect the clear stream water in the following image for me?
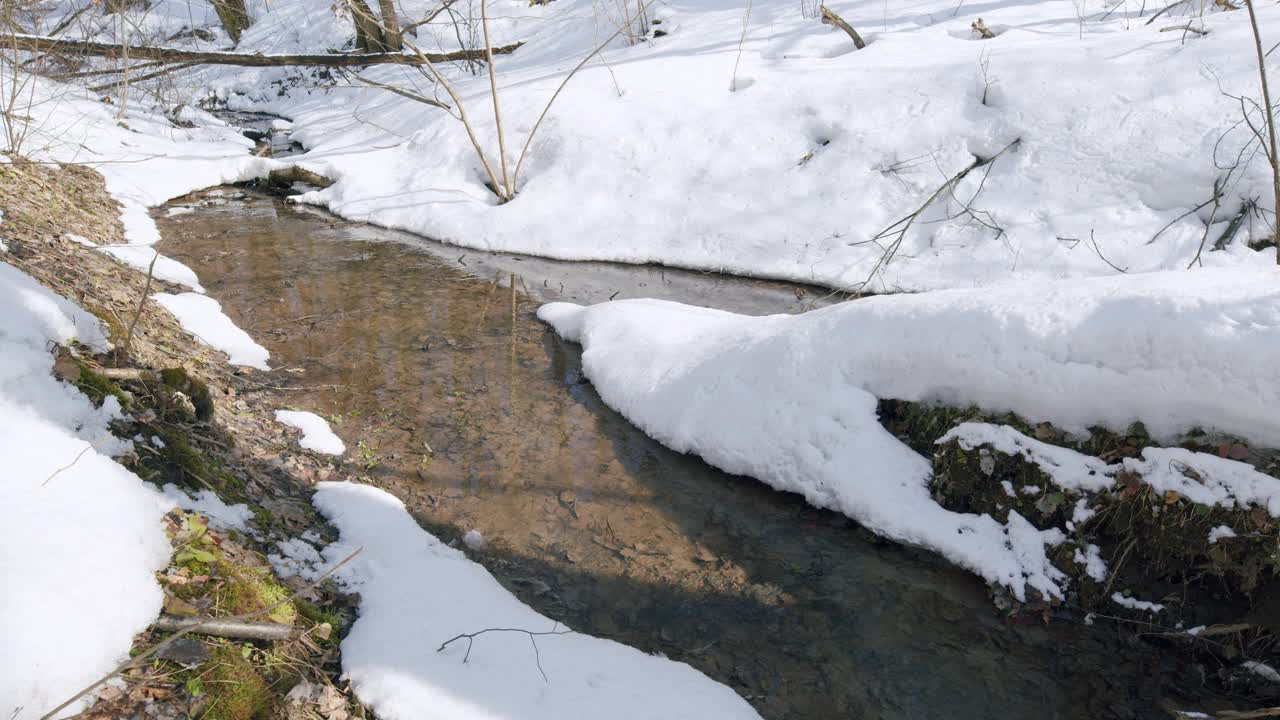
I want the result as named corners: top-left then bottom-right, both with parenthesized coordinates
top-left (159, 189), bottom-right (1182, 720)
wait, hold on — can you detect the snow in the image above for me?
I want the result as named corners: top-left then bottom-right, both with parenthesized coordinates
top-left (1208, 525), bottom-right (1238, 544)
top-left (0, 263), bottom-right (170, 720)
top-left (462, 529), bottom-right (486, 549)
top-left (152, 292), bottom-right (271, 370)
top-left (1110, 593), bottom-right (1165, 613)
top-left (940, 423), bottom-right (1115, 492)
top-left (1124, 448), bottom-right (1280, 516)
top-left (1242, 660), bottom-right (1280, 684)
top-left (269, 538), bottom-right (326, 579)
top-left (302, 481), bottom-right (760, 719)
top-left (1073, 544), bottom-right (1107, 583)
top-left (160, 483), bottom-right (253, 531)
top-left (538, 268), bottom-right (1280, 598)
top-left (275, 410), bottom-right (345, 455)
top-left (181, 0), bottom-right (1280, 292)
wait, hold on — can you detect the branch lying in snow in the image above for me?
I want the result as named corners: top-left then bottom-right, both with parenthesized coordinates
top-left (826, 137), bottom-right (1021, 299)
top-left (39, 548), bottom-right (363, 720)
top-left (819, 5), bottom-right (866, 49)
top-left (7, 33), bottom-right (523, 68)
top-left (437, 625), bottom-right (574, 683)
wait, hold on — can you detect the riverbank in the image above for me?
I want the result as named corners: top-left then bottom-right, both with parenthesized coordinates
top-left (0, 157), bottom-right (364, 720)
top-left (154, 186), bottom-right (1279, 718)
top-left (1, 158), bottom-right (763, 720)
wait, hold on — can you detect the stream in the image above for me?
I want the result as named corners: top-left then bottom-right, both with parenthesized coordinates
top-left (158, 188), bottom-right (1183, 720)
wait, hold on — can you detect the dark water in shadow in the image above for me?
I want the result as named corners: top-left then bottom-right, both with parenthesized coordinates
top-left (159, 190), bottom-right (1179, 720)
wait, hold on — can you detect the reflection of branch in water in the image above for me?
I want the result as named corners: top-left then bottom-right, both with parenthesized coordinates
top-left (437, 623), bottom-right (573, 683)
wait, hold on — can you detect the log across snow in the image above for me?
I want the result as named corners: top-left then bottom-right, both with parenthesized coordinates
top-left (538, 268), bottom-right (1280, 599)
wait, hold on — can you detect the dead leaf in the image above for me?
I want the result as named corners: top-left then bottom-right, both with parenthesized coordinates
top-left (52, 353), bottom-right (80, 382)
top-left (164, 594), bottom-right (199, 615)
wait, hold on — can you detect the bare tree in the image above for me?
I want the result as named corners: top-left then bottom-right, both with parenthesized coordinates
top-left (1243, 0), bottom-right (1280, 262)
top-left (210, 0), bottom-right (252, 44)
top-left (376, 0), bottom-right (403, 50)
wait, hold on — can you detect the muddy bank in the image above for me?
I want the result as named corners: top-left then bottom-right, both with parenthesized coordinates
top-left (151, 187), bottom-right (1245, 720)
top-left (0, 159), bottom-right (360, 720)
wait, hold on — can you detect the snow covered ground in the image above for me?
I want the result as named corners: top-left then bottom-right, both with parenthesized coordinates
top-left (0, 263), bottom-right (171, 720)
top-left (284, 482), bottom-right (762, 720)
top-left (163, 0), bottom-right (1280, 290)
top-left (539, 267), bottom-right (1280, 598)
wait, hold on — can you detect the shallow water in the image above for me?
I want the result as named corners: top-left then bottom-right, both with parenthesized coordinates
top-left (159, 190), bottom-right (1179, 720)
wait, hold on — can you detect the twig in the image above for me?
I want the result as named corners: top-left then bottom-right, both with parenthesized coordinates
top-left (121, 244), bottom-right (159, 360)
top-left (1243, 0), bottom-right (1280, 264)
top-left (39, 548), bottom-right (363, 720)
top-left (510, 0), bottom-right (664, 191)
top-left (437, 625), bottom-right (573, 683)
top-left (1144, 0), bottom-right (1192, 24)
top-left (1089, 229), bottom-right (1128, 273)
top-left (480, 0), bottom-right (512, 199)
top-left (819, 5), bottom-right (866, 49)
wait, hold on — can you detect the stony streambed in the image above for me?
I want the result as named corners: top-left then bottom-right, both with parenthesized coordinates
top-left (144, 185), bottom-right (1280, 719)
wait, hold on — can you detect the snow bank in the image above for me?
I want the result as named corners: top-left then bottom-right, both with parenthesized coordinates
top-left (307, 482), bottom-right (760, 719)
top-left (0, 263), bottom-right (171, 720)
top-left (152, 292), bottom-right (270, 369)
top-left (275, 410), bottom-right (345, 455)
top-left (538, 268), bottom-right (1280, 597)
top-left (219, 0), bottom-right (1280, 290)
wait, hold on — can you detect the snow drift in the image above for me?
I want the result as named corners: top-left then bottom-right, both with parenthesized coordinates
top-left (0, 263), bottom-right (172, 720)
top-left (538, 268), bottom-right (1280, 597)
top-left (302, 481), bottom-right (761, 720)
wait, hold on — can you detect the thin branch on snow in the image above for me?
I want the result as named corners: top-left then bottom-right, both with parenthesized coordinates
top-left (437, 624), bottom-right (574, 683)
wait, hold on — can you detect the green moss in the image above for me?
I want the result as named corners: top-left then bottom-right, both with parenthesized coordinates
top-left (159, 367), bottom-right (215, 421)
top-left (72, 364), bottom-right (132, 410)
top-left (83, 303), bottom-right (128, 346)
top-left (218, 564), bottom-right (296, 626)
top-left (877, 399), bottom-right (1039, 457)
top-left (1088, 475), bottom-right (1280, 598)
top-left (150, 425), bottom-right (241, 493)
top-left (294, 599), bottom-right (343, 644)
top-left (197, 645), bottom-right (273, 720)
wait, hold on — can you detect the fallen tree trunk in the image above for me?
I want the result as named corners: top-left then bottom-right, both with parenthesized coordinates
top-left (9, 33), bottom-right (523, 67)
top-left (152, 615), bottom-right (298, 641)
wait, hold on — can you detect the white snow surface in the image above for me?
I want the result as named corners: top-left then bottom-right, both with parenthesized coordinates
top-left (307, 481), bottom-right (761, 720)
top-left (1073, 544), bottom-right (1107, 583)
top-left (538, 268), bottom-right (1280, 598)
top-left (1208, 525), bottom-right (1238, 544)
top-left (0, 263), bottom-right (171, 720)
top-left (1124, 448), bottom-right (1280, 516)
top-left (183, 0), bottom-right (1280, 291)
top-left (1111, 593), bottom-right (1165, 613)
top-left (939, 422), bottom-right (1115, 492)
top-left (275, 410), bottom-right (345, 455)
top-left (152, 292), bottom-right (270, 370)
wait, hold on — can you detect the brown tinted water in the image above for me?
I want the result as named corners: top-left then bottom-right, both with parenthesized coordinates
top-left (159, 190), bottom-right (1179, 720)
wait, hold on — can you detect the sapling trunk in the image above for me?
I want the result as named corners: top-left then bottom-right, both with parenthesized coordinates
top-left (1243, 0), bottom-right (1280, 263)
